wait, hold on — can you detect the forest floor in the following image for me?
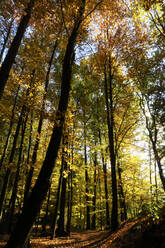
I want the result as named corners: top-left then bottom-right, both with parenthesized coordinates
top-left (0, 217), bottom-right (165, 247)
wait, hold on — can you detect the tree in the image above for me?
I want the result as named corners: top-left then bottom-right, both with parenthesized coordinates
top-left (0, 0), bottom-right (35, 100)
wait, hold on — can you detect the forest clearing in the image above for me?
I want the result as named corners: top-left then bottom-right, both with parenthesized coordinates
top-left (0, 0), bottom-right (164, 247)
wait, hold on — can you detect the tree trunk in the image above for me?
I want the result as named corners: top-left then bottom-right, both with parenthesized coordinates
top-left (51, 154), bottom-right (64, 239)
top-left (104, 57), bottom-right (118, 230)
top-left (150, 131), bottom-right (165, 192)
top-left (91, 152), bottom-right (97, 230)
top-left (66, 168), bottom-right (73, 234)
top-left (0, 86), bottom-right (20, 173)
top-left (24, 40), bottom-right (58, 202)
top-left (0, 72), bottom-right (33, 218)
top-left (42, 185), bottom-right (51, 234)
top-left (0, 0), bottom-right (34, 100)
top-left (117, 162), bottom-right (127, 222)
top-left (83, 113), bottom-right (90, 230)
top-left (149, 141), bottom-right (153, 205)
top-left (8, 112), bottom-right (28, 233)
top-left (26, 112), bottom-right (33, 166)
top-left (0, 168), bottom-right (10, 218)
top-left (55, 144), bottom-right (68, 237)
top-left (66, 144), bottom-right (74, 234)
top-left (98, 130), bottom-right (110, 227)
top-left (98, 166), bottom-right (103, 230)
top-left (0, 103), bottom-right (27, 218)
top-left (4, 3), bottom-right (85, 246)
top-left (154, 161), bottom-right (158, 202)
top-left (141, 98), bottom-right (165, 192)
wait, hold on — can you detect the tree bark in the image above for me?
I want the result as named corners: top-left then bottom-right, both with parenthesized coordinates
top-left (0, 0), bottom-right (34, 100)
top-left (4, 2), bottom-right (85, 246)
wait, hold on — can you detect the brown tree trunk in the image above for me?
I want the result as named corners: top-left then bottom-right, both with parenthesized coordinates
top-left (4, 2), bottom-right (85, 246)
top-left (0, 0), bottom-right (34, 100)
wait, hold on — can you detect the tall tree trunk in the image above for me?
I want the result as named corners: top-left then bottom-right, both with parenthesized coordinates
top-left (42, 185), bottom-right (51, 234)
top-left (0, 86), bottom-right (20, 173)
top-left (104, 56), bottom-right (118, 230)
top-left (91, 152), bottom-right (97, 230)
top-left (83, 114), bottom-right (90, 230)
top-left (66, 168), bottom-right (73, 234)
top-left (154, 161), bottom-right (158, 202)
top-left (141, 98), bottom-right (165, 192)
top-left (66, 142), bottom-right (74, 234)
top-left (51, 152), bottom-right (64, 239)
top-left (4, 3), bottom-right (85, 246)
top-left (98, 130), bottom-right (110, 227)
top-left (56, 145), bottom-right (68, 237)
top-left (24, 40), bottom-right (58, 202)
top-left (0, 169), bottom-right (10, 218)
top-left (0, 0), bottom-right (34, 100)
top-left (26, 111), bottom-right (33, 166)
top-left (149, 130), bottom-right (165, 191)
top-left (98, 166), bottom-right (103, 230)
top-left (117, 162), bottom-right (127, 222)
top-left (149, 141), bottom-right (153, 205)
top-left (8, 112), bottom-right (28, 233)
top-left (0, 73), bottom-right (34, 218)
top-left (0, 104), bottom-right (27, 218)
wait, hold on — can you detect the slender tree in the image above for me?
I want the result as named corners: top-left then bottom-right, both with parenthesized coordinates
top-left (0, 0), bottom-right (35, 100)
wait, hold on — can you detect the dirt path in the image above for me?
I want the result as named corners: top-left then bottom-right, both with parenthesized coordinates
top-left (0, 218), bottom-right (151, 248)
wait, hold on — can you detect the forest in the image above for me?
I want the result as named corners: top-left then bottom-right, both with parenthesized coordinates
top-left (0, 0), bottom-right (164, 247)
